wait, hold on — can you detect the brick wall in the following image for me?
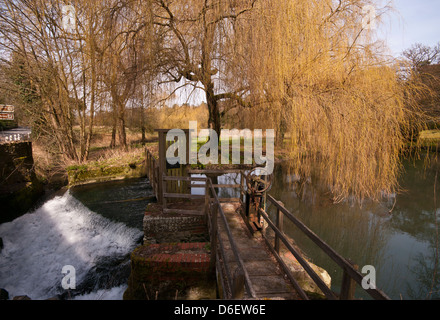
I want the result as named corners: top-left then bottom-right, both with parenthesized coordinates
top-left (143, 213), bottom-right (209, 244)
top-left (124, 242), bottom-right (214, 299)
top-left (132, 243), bottom-right (211, 277)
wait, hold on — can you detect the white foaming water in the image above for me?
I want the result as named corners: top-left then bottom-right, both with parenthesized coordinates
top-left (73, 285), bottom-right (128, 300)
top-left (0, 191), bottom-right (142, 300)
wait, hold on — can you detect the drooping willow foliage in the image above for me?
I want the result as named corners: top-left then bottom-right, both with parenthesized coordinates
top-left (227, 0), bottom-right (427, 202)
top-left (0, 0), bottom-right (430, 202)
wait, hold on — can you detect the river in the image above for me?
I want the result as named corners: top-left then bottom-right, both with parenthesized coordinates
top-left (0, 178), bottom-right (152, 300)
top-left (1, 159), bottom-right (438, 300)
top-left (214, 158), bottom-right (440, 300)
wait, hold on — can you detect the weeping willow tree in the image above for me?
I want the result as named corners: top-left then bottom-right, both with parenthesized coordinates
top-left (228, 0), bottom-right (426, 202)
top-left (151, 0), bottom-right (257, 134)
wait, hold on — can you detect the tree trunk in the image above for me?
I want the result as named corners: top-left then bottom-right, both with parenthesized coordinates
top-left (141, 126), bottom-right (146, 144)
top-left (205, 82), bottom-right (221, 136)
top-left (110, 114), bottom-right (117, 149)
top-left (47, 100), bottom-right (78, 161)
top-left (118, 116), bottom-right (127, 151)
top-left (140, 102), bottom-right (146, 144)
top-left (81, 33), bottom-right (97, 162)
top-left (117, 101), bottom-right (128, 150)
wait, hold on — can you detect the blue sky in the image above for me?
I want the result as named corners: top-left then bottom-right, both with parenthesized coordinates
top-left (379, 0), bottom-right (440, 57)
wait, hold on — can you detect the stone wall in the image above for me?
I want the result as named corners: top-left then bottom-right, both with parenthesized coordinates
top-left (143, 214), bottom-right (209, 244)
top-left (0, 142), bottom-right (43, 223)
top-left (142, 203), bottom-right (209, 244)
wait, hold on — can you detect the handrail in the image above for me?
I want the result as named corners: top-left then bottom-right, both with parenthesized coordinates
top-left (260, 194), bottom-right (391, 300)
top-left (258, 207), bottom-right (337, 300)
top-left (206, 178), bottom-right (257, 299)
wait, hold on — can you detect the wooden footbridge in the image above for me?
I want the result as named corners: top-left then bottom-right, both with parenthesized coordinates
top-left (143, 129), bottom-right (391, 300)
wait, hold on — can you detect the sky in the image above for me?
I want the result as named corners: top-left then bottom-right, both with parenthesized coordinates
top-left (377, 0), bottom-right (440, 57)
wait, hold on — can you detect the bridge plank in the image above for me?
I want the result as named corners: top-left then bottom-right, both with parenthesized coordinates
top-left (217, 202), bottom-right (301, 300)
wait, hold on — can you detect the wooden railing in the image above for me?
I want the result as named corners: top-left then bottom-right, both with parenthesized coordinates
top-left (206, 177), bottom-right (257, 299)
top-left (187, 168), bottom-right (244, 204)
top-left (161, 174), bottom-right (257, 299)
top-left (145, 149), bottom-right (160, 200)
top-left (258, 194), bottom-right (391, 300)
top-left (162, 175), bottom-right (207, 215)
top-left (163, 174), bottom-right (257, 298)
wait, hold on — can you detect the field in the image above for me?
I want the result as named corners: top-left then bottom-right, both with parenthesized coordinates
top-left (32, 126), bottom-right (157, 188)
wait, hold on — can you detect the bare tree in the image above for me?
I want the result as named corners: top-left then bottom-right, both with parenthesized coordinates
top-left (403, 42), bottom-right (440, 71)
top-left (99, 0), bottom-right (155, 150)
top-left (0, 0), bottom-right (105, 161)
top-left (0, 0), bottom-right (156, 158)
top-left (152, 0), bottom-right (256, 135)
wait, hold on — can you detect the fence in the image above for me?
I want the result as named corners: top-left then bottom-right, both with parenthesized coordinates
top-left (0, 132), bottom-right (31, 143)
top-left (258, 194), bottom-right (391, 300)
top-left (144, 148), bottom-right (255, 298)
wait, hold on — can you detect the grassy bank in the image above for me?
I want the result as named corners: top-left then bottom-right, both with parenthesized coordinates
top-left (32, 127), bottom-right (440, 189)
top-left (32, 126), bottom-right (158, 189)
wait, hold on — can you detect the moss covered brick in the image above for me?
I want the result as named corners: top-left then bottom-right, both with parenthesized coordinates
top-left (66, 160), bottom-right (147, 186)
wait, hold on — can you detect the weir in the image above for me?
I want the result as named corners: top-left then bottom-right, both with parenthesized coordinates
top-left (131, 129), bottom-right (391, 300)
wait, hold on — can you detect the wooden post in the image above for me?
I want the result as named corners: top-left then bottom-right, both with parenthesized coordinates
top-left (209, 203), bottom-right (218, 273)
top-left (340, 264), bottom-right (358, 300)
top-left (275, 208), bottom-right (283, 254)
top-left (232, 268), bottom-right (245, 299)
top-left (205, 182), bottom-right (210, 215)
top-left (162, 173), bottom-right (167, 210)
top-left (146, 150), bottom-right (150, 181)
top-left (240, 172), bottom-right (245, 211)
top-left (153, 161), bottom-right (157, 198)
top-left (157, 130), bottom-right (166, 203)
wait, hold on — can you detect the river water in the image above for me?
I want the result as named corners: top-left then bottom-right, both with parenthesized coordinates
top-left (0, 178), bottom-right (152, 300)
top-left (270, 158), bottom-right (440, 300)
top-left (1, 160), bottom-right (438, 300)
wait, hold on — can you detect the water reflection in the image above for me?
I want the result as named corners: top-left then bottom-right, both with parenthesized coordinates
top-left (393, 159), bottom-right (440, 300)
top-left (190, 160), bottom-right (439, 299)
top-left (268, 159), bottom-right (440, 300)
top-left (70, 178), bottom-right (154, 230)
top-left (267, 162), bottom-right (390, 299)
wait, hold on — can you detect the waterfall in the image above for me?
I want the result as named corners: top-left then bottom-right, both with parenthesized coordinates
top-left (0, 190), bottom-right (142, 300)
